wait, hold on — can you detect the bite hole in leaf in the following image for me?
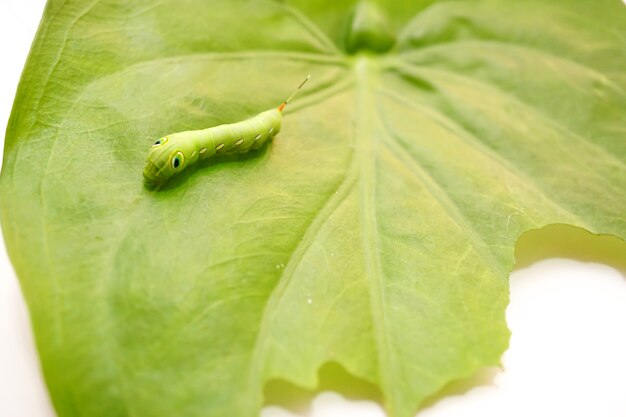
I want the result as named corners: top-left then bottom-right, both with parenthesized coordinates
top-left (263, 361), bottom-right (382, 414)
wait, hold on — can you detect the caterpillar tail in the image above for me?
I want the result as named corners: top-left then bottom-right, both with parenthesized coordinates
top-left (278, 74), bottom-right (311, 112)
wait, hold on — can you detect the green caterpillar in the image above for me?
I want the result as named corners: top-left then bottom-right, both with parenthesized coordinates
top-left (143, 75), bottom-right (310, 185)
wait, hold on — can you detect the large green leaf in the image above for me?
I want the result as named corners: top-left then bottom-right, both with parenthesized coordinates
top-left (1, 0), bottom-right (625, 416)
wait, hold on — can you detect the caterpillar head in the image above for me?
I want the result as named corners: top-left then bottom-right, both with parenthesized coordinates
top-left (143, 136), bottom-right (187, 185)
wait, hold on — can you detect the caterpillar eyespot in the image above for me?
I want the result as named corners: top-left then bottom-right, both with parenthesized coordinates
top-left (143, 75), bottom-right (310, 186)
top-left (153, 137), bottom-right (168, 147)
top-left (171, 151), bottom-right (184, 170)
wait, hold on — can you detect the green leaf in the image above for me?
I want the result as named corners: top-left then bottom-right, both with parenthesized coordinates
top-left (1, 1), bottom-right (624, 416)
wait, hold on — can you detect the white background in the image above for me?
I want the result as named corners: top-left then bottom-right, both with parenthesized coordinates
top-left (1, 1), bottom-right (625, 417)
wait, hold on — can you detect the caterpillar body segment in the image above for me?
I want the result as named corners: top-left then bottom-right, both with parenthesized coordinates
top-left (143, 76), bottom-right (309, 185)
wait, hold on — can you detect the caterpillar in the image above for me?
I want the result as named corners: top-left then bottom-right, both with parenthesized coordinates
top-left (143, 75), bottom-right (310, 185)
